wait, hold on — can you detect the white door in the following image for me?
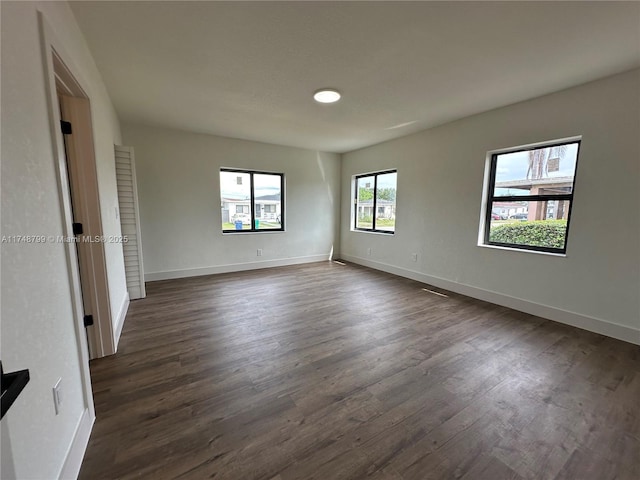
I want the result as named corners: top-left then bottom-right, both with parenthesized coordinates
top-left (115, 145), bottom-right (146, 299)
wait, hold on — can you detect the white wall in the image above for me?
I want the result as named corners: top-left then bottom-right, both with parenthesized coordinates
top-left (340, 69), bottom-right (640, 344)
top-left (1, 1), bottom-right (126, 478)
top-left (122, 124), bottom-right (341, 280)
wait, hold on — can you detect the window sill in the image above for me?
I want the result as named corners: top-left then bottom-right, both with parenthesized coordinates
top-left (222, 229), bottom-right (285, 235)
top-left (351, 229), bottom-right (395, 236)
top-left (477, 243), bottom-right (566, 257)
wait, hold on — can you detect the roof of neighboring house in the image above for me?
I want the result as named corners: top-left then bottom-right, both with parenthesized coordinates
top-left (493, 201), bottom-right (527, 208)
top-left (256, 194), bottom-right (281, 201)
top-left (496, 176), bottom-right (574, 190)
top-left (357, 199), bottom-right (396, 206)
top-left (223, 195), bottom-right (280, 204)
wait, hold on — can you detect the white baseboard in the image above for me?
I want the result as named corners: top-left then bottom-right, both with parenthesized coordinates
top-left (58, 408), bottom-right (94, 480)
top-left (113, 291), bottom-right (130, 349)
top-left (145, 254), bottom-right (331, 282)
top-left (340, 254), bottom-right (640, 345)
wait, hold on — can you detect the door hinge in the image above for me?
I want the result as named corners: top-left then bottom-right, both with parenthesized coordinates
top-left (72, 222), bottom-right (83, 235)
top-left (60, 120), bottom-right (72, 135)
top-left (83, 315), bottom-right (94, 327)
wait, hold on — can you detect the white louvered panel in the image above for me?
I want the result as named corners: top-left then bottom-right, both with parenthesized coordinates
top-left (125, 267), bottom-right (140, 277)
top-left (116, 174), bottom-right (132, 183)
top-left (115, 145), bottom-right (146, 299)
top-left (121, 225), bottom-right (138, 235)
top-left (123, 244), bottom-right (139, 254)
top-left (122, 232), bottom-right (138, 241)
top-left (120, 207), bottom-right (136, 217)
top-left (125, 273), bottom-right (140, 282)
top-left (125, 270), bottom-right (140, 280)
top-left (125, 263), bottom-right (140, 272)
top-left (124, 258), bottom-right (139, 267)
top-left (129, 287), bottom-right (142, 299)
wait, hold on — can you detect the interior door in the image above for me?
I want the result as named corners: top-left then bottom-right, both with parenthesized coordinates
top-left (58, 95), bottom-right (95, 352)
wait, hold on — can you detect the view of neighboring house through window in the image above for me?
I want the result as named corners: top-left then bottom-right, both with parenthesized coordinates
top-left (483, 139), bottom-right (580, 253)
top-left (354, 170), bottom-right (397, 233)
top-left (220, 169), bottom-right (284, 232)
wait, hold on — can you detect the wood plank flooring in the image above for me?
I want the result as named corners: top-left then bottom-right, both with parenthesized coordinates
top-left (79, 261), bottom-right (640, 480)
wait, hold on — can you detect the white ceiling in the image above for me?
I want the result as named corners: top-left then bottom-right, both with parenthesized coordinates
top-left (70, 1), bottom-right (640, 153)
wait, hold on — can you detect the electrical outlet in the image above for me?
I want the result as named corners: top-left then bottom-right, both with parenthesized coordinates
top-left (411, 253), bottom-right (418, 262)
top-left (367, 248), bottom-right (371, 256)
top-left (53, 378), bottom-right (62, 415)
top-left (257, 249), bottom-right (263, 257)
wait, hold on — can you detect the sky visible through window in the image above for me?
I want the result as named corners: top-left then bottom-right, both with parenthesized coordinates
top-left (220, 171), bottom-right (281, 199)
top-left (494, 143), bottom-right (578, 196)
top-left (376, 172), bottom-right (397, 190)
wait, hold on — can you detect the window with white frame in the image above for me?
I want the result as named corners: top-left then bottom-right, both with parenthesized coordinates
top-left (482, 139), bottom-right (580, 253)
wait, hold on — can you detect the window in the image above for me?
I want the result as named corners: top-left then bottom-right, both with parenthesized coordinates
top-left (220, 169), bottom-right (284, 232)
top-left (354, 170), bottom-right (397, 233)
top-left (483, 139), bottom-right (580, 253)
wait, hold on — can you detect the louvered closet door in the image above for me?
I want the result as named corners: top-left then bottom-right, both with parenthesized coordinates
top-left (115, 145), bottom-right (146, 299)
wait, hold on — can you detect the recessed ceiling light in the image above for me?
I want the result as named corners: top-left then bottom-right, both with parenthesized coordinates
top-left (313, 89), bottom-right (341, 104)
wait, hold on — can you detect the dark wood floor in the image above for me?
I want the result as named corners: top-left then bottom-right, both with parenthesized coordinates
top-left (79, 261), bottom-right (640, 480)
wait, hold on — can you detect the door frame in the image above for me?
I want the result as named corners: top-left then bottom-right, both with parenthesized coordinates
top-left (41, 21), bottom-right (115, 361)
top-left (38, 1), bottom-right (131, 410)
top-left (39, 12), bottom-right (104, 477)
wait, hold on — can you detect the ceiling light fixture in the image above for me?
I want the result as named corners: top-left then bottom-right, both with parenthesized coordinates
top-left (313, 89), bottom-right (341, 104)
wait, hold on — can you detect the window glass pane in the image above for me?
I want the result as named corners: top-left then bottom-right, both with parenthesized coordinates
top-left (493, 142), bottom-right (579, 197)
top-left (488, 200), bottom-right (570, 250)
top-left (220, 171), bottom-right (251, 230)
top-left (356, 176), bottom-right (374, 229)
top-left (254, 173), bottom-right (282, 230)
top-left (375, 172), bottom-right (397, 232)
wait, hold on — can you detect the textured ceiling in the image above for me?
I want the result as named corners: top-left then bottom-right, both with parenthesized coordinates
top-left (71, 1), bottom-right (640, 153)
